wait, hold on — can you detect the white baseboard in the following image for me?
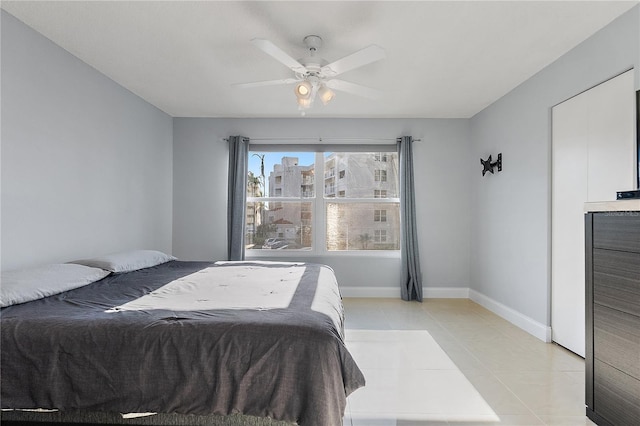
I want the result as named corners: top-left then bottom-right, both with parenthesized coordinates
top-left (341, 285), bottom-right (551, 343)
top-left (340, 286), bottom-right (469, 299)
top-left (469, 289), bottom-right (552, 342)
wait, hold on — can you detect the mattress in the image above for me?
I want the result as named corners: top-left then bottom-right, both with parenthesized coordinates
top-left (0, 260), bottom-right (365, 426)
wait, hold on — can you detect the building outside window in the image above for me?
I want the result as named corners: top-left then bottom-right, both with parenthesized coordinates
top-left (246, 150), bottom-right (399, 253)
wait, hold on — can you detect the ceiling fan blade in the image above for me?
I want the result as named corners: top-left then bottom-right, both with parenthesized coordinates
top-left (251, 38), bottom-right (307, 74)
top-left (325, 79), bottom-right (382, 100)
top-left (321, 45), bottom-right (385, 77)
top-left (233, 78), bottom-right (301, 89)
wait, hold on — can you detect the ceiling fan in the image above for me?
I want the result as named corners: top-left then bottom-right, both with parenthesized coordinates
top-left (233, 35), bottom-right (385, 111)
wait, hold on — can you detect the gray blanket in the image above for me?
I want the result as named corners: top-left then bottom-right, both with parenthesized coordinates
top-left (1, 261), bottom-right (365, 426)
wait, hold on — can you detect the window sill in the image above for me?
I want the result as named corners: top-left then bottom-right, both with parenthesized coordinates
top-left (246, 250), bottom-right (401, 259)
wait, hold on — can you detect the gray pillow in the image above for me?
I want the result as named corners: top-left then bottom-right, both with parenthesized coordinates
top-left (1, 264), bottom-right (110, 307)
top-left (71, 249), bottom-right (176, 273)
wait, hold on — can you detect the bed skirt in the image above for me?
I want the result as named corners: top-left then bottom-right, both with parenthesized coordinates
top-left (0, 410), bottom-right (296, 425)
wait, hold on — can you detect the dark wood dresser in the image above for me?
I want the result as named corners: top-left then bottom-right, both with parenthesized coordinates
top-left (585, 201), bottom-right (640, 426)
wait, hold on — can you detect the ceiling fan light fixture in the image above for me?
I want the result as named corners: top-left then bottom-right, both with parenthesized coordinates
top-left (318, 85), bottom-right (335, 105)
top-left (297, 96), bottom-right (312, 109)
top-left (294, 80), bottom-right (313, 99)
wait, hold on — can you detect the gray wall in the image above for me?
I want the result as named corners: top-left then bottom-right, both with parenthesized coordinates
top-left (469, 5), bottom-right (640, 325)
top-left (4, 2), bottom-right (638, 331)
top-left (1, 11), bottom-right (174, 270)
top-left (173, 118), bottom-right (471, 290)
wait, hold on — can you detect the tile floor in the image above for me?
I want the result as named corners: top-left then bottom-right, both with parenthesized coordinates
top-left (341, 298), bottom-right (594, 426)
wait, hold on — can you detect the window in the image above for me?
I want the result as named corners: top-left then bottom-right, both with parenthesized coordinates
top-left (246, 150), bottom-right (399, 253)
top-left (374, 209), bottom-right (387, 222)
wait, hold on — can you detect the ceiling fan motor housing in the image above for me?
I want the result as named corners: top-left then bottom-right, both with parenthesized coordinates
top-left (299, 35), bottom-right (325, 74)
top-left (303, 35), bottom-right (322, 51)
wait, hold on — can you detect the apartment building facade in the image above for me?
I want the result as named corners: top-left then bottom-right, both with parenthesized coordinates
top-left (250, 152), bottom-right (399, 251)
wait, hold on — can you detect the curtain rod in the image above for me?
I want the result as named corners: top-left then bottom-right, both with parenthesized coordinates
top-left (223, 137), bottom-right (421, 142)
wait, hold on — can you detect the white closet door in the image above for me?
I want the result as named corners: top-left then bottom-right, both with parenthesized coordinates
top-left (551, 70), bottom-right (635, 357)
top-left (552, 97), bottom-right (589, 356)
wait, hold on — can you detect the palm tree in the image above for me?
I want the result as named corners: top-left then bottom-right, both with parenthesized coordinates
top-left (252, 153), bottom-right (266, 195)
top-left (247, 172), bottom-right (264, 246)
top-left (247, 171), bottom-right (262, 197)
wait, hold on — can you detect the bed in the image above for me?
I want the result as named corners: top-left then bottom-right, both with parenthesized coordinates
top-left (0, 258), bottom-right (365, 426)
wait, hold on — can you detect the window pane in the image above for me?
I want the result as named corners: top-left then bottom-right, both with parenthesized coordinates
top-left (246, 149), bottom-right (400, 255)
top-left (326, 203), bottom-right (400, 250)
top-left (246, 201), bottom-right (312, 250)
top-left (324, 152), bottom-right (398, 198)
top-left (248, 152), bottom-right (315, 198)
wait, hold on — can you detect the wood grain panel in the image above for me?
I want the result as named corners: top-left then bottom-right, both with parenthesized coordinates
top-left (593, 213), bottom-right (640, 253)
top-left (593, 249), bottom-right (640, 317)
top-left (594, 304), bottom-right (640, 380)
top-left (585, 213), bottom-right (594, 410)
top-left (594, 359), bottom-right (640, 425)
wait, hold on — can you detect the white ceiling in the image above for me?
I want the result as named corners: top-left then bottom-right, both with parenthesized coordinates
top-left (2, 1), bottom-right (638, 118)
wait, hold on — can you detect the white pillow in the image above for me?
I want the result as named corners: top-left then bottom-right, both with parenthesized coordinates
top-left (1, 264), bottom-right (111, 308)
top-left (70, 249), bottom-right (176, 273)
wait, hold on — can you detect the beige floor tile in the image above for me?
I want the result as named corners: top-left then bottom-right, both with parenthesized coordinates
top-left (431, 344), bottom-right (491, 373)
top-left (446, 414), bottom-right (545, 425)
top-left (351, 415), bottom-right (449, 426)
top-left (349, 368), bottom-right (498, 418)
top-left (346, 330), bottom-right (458, 370)
top-left (537, 415), bottom-right (597, 425)
top-left (493, 371), bottom-right (586, 416)
top-left (460, 371), bottom-right (534, 415)
top-left (343, 298), bottom-right (591, 424)
top-left (345, 312), bottom-right (392, 330)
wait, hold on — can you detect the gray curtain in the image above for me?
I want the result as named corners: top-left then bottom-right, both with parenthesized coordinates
top-left (227, 136), bottom-right (250, 261)
top-left (398, 136), bottom-right (423, 302)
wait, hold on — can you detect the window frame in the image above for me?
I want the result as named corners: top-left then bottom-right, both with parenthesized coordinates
top-left (246, 147), bottom-right (400, 258)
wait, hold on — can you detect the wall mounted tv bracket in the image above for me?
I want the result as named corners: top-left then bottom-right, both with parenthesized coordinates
top-left (480, 153), bottom-right (502, 176)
